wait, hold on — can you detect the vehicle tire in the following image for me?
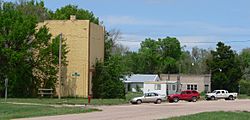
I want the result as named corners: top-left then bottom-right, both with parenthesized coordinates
top-left (228, 95), bottom-right (234, 100)
top-left (173, 97), bottom-right (179, 103)
top-left (155, 99), bottom-right (162, 104)
top-left (192, 97), bottom-right (197, 102)
top-left (211, 96), bottom-right (215, 100)
top-left (136, 100), bottom-right (142, 104)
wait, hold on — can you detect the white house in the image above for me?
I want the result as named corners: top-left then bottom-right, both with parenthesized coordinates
top-left (143, 81), bottom-right (177, 96)
top-left (123, 74), bottom-right (160, 92)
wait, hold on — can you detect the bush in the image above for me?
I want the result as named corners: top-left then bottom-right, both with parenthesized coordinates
top-left (239, 80), bottom-right (250, 96)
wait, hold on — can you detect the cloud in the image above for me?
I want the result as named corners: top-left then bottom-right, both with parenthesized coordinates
top-left (102, 15), bottom-right (165, 26)
top-left (102, 15), bottom-right (250, 51)
top-left (116, 34), bottom-right (218, 51)
top-left (176, 36), bottom-right (218, 50)
top-left (103, 16), bottom-right (250, 36)
top-left (117, 34), bottom-right (146, 51)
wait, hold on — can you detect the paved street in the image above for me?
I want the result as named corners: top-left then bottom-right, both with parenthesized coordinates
top-left (18, 99), bottom-right (250, 120)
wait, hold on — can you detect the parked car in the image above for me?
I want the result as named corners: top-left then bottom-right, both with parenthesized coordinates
top-left (205, 90), bottom-right (237, 100)
top-left (168, 90), bottom-right (200, 103)
top-left (130, 92), bottom-right (166, 104)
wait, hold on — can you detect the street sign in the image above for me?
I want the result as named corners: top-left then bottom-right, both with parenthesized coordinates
top-left (72, 72), bottom-right (80, 77)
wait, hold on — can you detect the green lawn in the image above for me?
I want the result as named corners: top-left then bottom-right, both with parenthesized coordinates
top-left (238, 94), bottom-right (250, 99)
top-left (0, 98), bottom-right (128, 105)
top-left (164, 111), bottom-right (250, 120)
top-left (0, 92), bottom-right (143, 120)
top-left (0, 102), bottom-right (100, 120)
top-left (0, 92), bottom-right (142, 105)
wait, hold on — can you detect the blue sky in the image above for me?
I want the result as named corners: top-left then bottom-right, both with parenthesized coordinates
top-left (7, 0), bottom-right (250, 51)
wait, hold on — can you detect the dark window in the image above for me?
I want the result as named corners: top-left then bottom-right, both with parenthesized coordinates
top-left (204, 85), bottom-right (209, 92)
top-left (187, 85), bottom-right (190, 90)
top-left (186, 91), bottom-right (191, 94)
top-left (172, 85), bottom-right (176, 91)
top-left (194, 85), bottom-right (197, 90)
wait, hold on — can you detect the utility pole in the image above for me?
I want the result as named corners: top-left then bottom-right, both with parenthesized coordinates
top-left (5, 78), bottom-right (8, 102)
top-left (177, 64), bottom-right (181, 92)
top-left (58, 33), bottom-right (62, 99)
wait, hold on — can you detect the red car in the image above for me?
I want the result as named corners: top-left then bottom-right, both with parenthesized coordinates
top-left (168, 90), bottom-right (200, 103)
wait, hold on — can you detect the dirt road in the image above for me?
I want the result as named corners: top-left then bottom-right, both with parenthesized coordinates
top-left (18, 99), bottom-right (250, 120)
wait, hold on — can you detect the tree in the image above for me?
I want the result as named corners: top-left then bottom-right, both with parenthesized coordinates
top-left (158, 37), bottom-right (181, 73)
top-left (0, 2), bottom-right (67, 97)
top-left (239, 48), bottom-right (250, 80)
top-left (15, 0), bottom-right (51, 22)
top-left (51, 5), bottom-right (99, 24)
top-left (139, 38), bottom-right (161, 74)
top-left (92, 55), bottom-right (126, 99)
top-left (136, 37), bottom-right (182, 74)
top-left (207, 42), bottom-right (242, 92)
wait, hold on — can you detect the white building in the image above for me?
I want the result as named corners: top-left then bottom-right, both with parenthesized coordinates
top-left (143, 81), bottom-right (177, 96)
top-left (123, 74), bottom-right (160, 92)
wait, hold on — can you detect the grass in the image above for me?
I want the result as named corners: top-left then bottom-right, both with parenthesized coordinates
top-left (0, 102), bottom-right (100, 120)
top-left (238, 94), bottom-right (250, 99)
top-left (0, 98), bottom-right (127, 105)
top-left (163, 111), bottom-right (250, 120)
top-left (0, 92), bottom-right (143, 106)
top-left (0, 92), bottom-right (142, 119)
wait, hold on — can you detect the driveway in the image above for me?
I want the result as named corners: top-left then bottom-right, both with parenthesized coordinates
top-left (18, 99), bottom-right (250, 120)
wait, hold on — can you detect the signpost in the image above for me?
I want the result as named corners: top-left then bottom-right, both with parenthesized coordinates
top-left (72, 72), bottom-right (80, 98)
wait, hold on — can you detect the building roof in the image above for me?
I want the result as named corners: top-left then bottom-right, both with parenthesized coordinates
top-left (124, 74), bottom-right (160, 83)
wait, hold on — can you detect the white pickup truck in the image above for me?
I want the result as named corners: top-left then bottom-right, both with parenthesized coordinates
top-left (205, 90), bottom-right (237, 100)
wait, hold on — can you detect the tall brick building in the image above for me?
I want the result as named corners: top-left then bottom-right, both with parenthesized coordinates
top-left (38, 16), bottom-right (105, 97)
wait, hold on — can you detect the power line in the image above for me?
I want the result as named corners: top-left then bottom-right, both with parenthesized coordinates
top-left (59, 34), bottom-right (250, 44)
top-left (117, 39), bottom-right (250, 44)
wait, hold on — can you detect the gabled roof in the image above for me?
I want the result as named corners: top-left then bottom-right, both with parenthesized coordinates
top-left (124, 74), bottom-right (160, 83)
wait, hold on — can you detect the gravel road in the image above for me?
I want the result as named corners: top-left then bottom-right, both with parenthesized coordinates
top-left (17, 99), bottom-right (250, 120)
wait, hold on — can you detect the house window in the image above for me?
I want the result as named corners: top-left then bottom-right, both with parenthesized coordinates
top-left (205, 85), bottom-right (209, 92)
top-left (155, 84), bottom-right (161, 90)
top-left (187, 84), bottom-right (198, 90)
top-left (172, 85), bottom-right (176, 91)
top-left (194, 85), bottom-right (197, 90)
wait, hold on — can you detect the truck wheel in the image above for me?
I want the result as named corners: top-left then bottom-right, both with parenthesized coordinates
top-left (192, 97), bottom-right (197, 102)
top-left (136, 100), bottom-right (142, 104)
top-left (211, 96), bottom-right (215, 100)
top-left (173, 97), bottom-right (179, 103)
top-left (228, 95), bottom-right (234, 100)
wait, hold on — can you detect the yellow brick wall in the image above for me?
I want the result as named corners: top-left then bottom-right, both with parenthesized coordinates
top-left (38, 20), bottom-right (104, 97)
top-left (89, 23), bottom-right (105, 95)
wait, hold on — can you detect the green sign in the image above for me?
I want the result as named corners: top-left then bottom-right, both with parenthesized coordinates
top-left (72, 72), bottom-right (80, 77)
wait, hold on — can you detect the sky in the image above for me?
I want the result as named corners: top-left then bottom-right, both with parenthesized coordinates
top-left (7, 0), bottom-right (250, 51)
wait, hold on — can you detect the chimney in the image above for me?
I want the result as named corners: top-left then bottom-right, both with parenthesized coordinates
top-left (70, 15), bottom-right (76, 21)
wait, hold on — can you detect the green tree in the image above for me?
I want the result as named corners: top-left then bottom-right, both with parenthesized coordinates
top-left (139, 38), bottom-right (161, 74)
top-left (92, 55), bottom-right (126, 99)
top-left (207, 42), bottom-right (242, 92)
top-left (136, 37), bottom-right (182, 74)
top-left (0, 2), bottom-right (67, 97)
top-left (15, 0), bottom-right (51, 21)
top-left (51, 5), bottom-right (99, 24)
top-left (239, 48), bottom-right (250, 80)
